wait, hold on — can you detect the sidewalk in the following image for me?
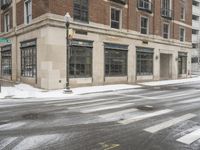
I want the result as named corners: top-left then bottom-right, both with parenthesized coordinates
top-left (0, 75), bottom-right (200, 100)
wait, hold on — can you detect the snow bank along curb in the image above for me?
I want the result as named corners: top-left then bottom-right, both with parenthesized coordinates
top-left (0, 84), bottom-right (141, 100)
top-left (140, 76), bottom-right (200, 86)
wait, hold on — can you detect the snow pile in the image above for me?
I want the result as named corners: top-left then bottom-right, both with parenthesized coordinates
top-left (140, 76), bottom-right (200, 86)
top-left (0, 84), bottom-right (140, 99)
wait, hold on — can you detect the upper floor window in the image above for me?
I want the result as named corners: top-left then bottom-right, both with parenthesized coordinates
top-left (192, 15), bottom-right (199, 21)
top-left (193, 0), bottom-right (200, 7)
top-left (179, 28), bottom-right (185, 42)
top-left (111, 7), bottom-right (121, 29)
top-left (138, 0), bottom-right (152, 13)
top-left (24, 0), bottom-right (32, 24)
top-left (163, 23), bottom-right (170, 39)
top-left (4, 13), bottom-right (10, 32)
top-left (140, 16), bottom-right (149, 34)
top-left (192, 29), bottom-right (199, 35)
top-left (180, 7), bottom-right (185, 20)
top-left (73, 0), bottom-right (88, 22)
top-left (161, 0), bottom-right (173, 19)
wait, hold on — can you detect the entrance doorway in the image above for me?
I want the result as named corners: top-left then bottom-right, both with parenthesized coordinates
top-left (160, 53), bottom-right (172, 79)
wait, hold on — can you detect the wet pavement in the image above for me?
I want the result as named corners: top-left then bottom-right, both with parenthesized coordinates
top-left (1, 81), bottom-right (200, 149)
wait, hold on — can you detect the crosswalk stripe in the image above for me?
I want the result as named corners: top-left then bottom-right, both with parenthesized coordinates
top-left (118, 109), bottom-right (173, 125)
top-left (53, 96), bottom-right (125, 106)
top-left (80, 103), bottom-right (133, 113)
top-left (178, 98), bottom-right (200, 104)
top-left (99, 108), bottom-right (138, 119)
top-left (176, 128), bottom-right (200, 145)
top-left (144, 113), bottom-right (196, 133)
top-left (67, 100), bottom-right (118, 109)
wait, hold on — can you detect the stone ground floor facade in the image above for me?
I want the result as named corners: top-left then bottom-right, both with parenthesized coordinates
top-left (0, 14), bottom-right (192, 90)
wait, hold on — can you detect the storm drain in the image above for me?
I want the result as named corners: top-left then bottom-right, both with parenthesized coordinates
top-left (136, 105), bottom-right (155, 111)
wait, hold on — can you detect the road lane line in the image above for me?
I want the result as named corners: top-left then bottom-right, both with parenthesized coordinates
top-left (67, 100), bottom-right (118, 109)
top-left (176, 129), bottom-right (200, 145)
top-left (144, 113), bottom-right (196, 133)
top-left (99, 108), bottom-right (138, 118)
top-left (118, 109), bottom-right (173, 125)
top-left (80, 103), bottom-right (133, 113)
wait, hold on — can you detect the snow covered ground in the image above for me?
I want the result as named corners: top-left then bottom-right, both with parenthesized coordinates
top-left (140, 76), bottom-right (200, 86)
top-left (0, 76), bottom-right (200, 100)
top-left (0, 84), bottom-right (140, 100)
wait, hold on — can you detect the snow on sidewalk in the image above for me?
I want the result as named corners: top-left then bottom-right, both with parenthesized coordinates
top-left (0, 84), bottom-right (141, 100)
top-left (140, 76), bottom-right (200, 86)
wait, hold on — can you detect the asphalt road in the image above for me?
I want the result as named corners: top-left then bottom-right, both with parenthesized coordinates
top-left (1, 81), bottom-right (200, 150)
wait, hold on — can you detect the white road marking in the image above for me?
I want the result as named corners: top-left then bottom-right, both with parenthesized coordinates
top-left (0, 137), bottom-right (18, 149)
top-left (99, 108), bottom-right (138, 119)
top-left (176, 128), bottom-right (200, 145)
top-left (68, 100), bottom-right (118, 109)
top-left (178, 97), bottom-right (200, 104)
top-left (144, 113), bottom-right (196, 133)
top-left (80, 103), bottom-right (133, 113)
top-left (118, 109), bottom-right (173, 125)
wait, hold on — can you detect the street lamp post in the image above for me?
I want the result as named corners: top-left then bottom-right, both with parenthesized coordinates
top-left (64, 12), bottom-right (72, 93)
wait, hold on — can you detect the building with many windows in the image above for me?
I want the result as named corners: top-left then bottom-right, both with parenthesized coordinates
top-left (0, 0), bottom-right (192, 89)
top-left (192, 0), bottom-right (200, 73)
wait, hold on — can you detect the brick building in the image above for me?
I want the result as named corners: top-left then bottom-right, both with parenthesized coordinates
top-left (0, 0), bottom-right (192, 89)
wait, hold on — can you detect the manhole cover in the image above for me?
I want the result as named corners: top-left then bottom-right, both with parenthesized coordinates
top-left (137, 105), bottom-right (155, 111)
top-left (22, 113), bottom-right (39, 120)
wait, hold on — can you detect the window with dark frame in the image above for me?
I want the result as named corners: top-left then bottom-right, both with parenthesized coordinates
top-left (73, 0), bottom-right (89, 22)
top-left (163, 23), bottom-right (170, 39)
top-left (137, 48), bottom-right (153, 76)
top-left (178, 53), bottom-right (187, 74)
top-left (4, 13), bottom-right (10, 32)
top-left (180, 6), bottom-right (185, 20)
top-left (21, 40), bottom-right (36, 78)
top-left (105, 49), bottom-right (127, 77)
top-left (180, 28), bottom-right (185, 42)
top-left (1, 46), bottom-right (12, 76)
top-left (141, 16), bottom-right (148, 34)
top-left (69, 45), bottom-right (92, 78)
top-left (111, 8), bottom-right (121, 29)
top-left (24, 0), bottom-right (32, 24)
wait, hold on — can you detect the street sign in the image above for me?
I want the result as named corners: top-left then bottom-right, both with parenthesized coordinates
top-left (0, 38), bottom-right (11, 44)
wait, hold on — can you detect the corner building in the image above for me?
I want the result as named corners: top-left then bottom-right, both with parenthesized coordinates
top-left (0, 0), bottom-right (192, 89)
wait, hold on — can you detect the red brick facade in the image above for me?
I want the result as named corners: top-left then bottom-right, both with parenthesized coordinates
top-left (1, 0), bottom-right (192, 42)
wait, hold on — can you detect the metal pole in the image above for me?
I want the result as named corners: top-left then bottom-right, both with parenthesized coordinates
top-left (64, 22), bottom-right (72, 93)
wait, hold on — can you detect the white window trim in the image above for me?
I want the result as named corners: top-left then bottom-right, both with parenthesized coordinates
top-left (161, 0), bottom-right (172, 10)
top-left (140, 15), bottom-right (149, 35)
top-left (4, 13), bottom-right (10, 33)
top-left (180, 7), bottom-right (186, 21)
top-left (110, 6), bottom-right (122, 30)
top-left (163, 23), bottom-right (170, 39)
top-left (179, 27), bottom-right (185, 42)
top-left (24, 0), bottom-right (32, 25)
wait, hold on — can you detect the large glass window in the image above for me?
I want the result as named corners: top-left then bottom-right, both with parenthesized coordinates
top-left (24, 0), bottom-right (32, 24)
top-left (21, 41), bottom-right (36, 77)
top-left (178, 53), bottom-right (187, 74)
top-left (70, 45), bottom-right (92, 78)
top-left (137, 48), bottom-right (153, 75)
top-left (105, 49), bottom-right (127, 76)
top-left (73, 0), bottom-right (88, 22)
top-left (111, 8), bottom-right (121, 29)
top-left (1, 46), bottom-right (11, 76)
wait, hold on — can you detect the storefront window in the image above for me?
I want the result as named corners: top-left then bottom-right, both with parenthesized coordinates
top-left (137, 47), bottom-right (153, 75)
top-left (21, 40), bottom-right (37, 77)
top-left (178, 53), bottom-right (187, 74)
top-left (1, 45), bottom-right (12, 76)
top-left (105, 43), bottom-right (128, 76)
top-left (70, 40), bottom-right (92, 78)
